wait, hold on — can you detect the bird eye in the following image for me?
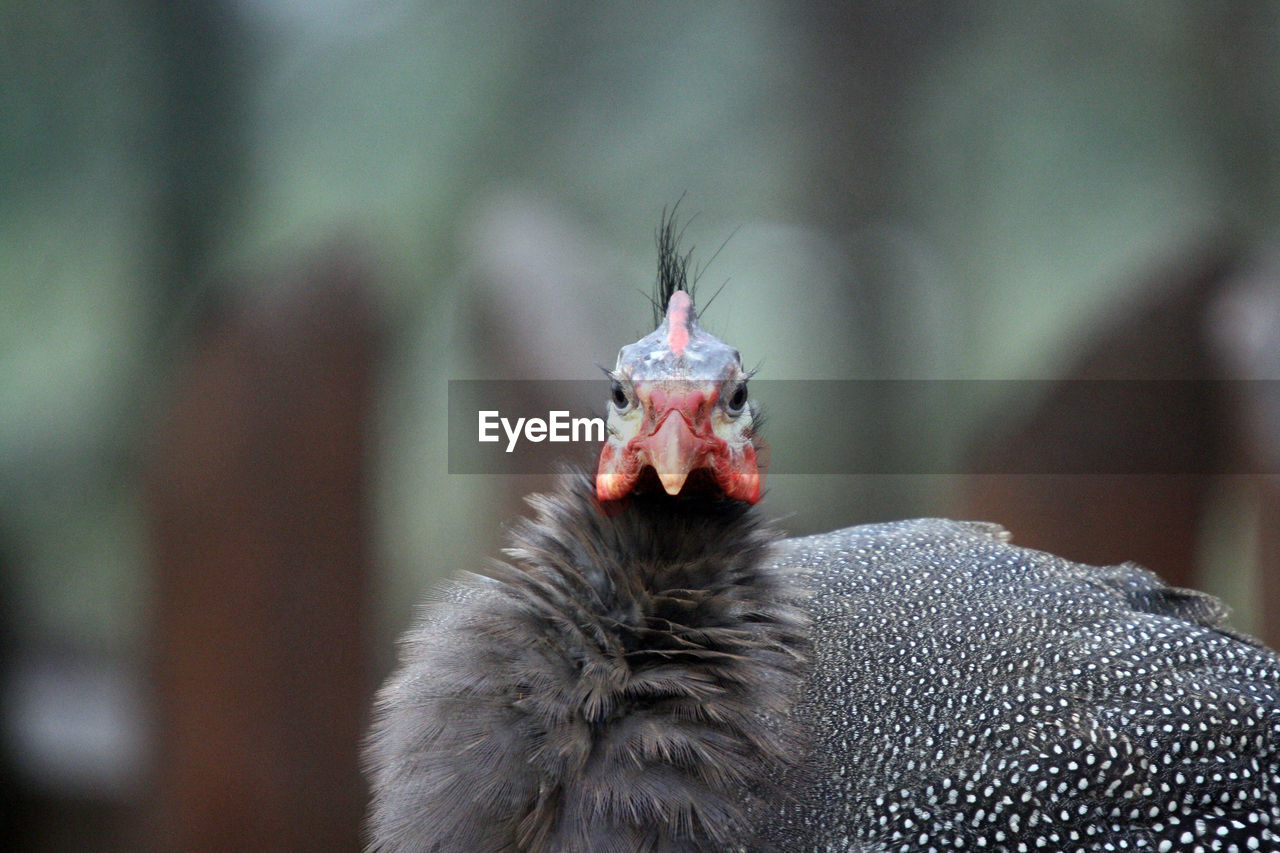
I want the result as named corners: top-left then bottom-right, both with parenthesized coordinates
top-left (726, 383), bottom-right (748, 413)
top-left (610, 379), bottom-right (629, 409)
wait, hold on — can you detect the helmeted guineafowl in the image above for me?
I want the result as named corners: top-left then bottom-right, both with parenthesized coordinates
top-left (365, 218), bottom-right (1280, 852)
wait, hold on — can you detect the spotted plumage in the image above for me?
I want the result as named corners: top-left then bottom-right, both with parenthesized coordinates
top-left (761, 518), bottom-right (1280, 852)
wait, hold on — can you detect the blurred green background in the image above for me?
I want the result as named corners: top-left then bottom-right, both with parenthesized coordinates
top-left (3, 1), bottom-right (1278, 849)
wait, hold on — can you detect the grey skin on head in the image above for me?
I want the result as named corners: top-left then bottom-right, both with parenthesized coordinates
top-left (365, 217), bottom-right (1280, 852)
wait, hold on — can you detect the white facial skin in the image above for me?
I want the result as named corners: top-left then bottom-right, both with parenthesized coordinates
top-left (596, 289), bottom-right (763, 503)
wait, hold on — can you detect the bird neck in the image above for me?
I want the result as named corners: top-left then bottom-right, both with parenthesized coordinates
top-left (506, 472), bottom-right (780, 628)
top-left (492, 472), bottom-right (810, 850)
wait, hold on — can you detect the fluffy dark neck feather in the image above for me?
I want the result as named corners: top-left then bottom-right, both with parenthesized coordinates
top-left (486, 472), bottom-right (809, 852)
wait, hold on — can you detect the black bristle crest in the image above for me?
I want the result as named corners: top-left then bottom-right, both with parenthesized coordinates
top-left (654, 202), bottom-right (695, 325)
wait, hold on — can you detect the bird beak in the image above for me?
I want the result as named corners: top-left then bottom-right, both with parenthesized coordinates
top-left (643, 413), bottom-right (706, 495)
top-left (596, 382), bottom-right (764, 505)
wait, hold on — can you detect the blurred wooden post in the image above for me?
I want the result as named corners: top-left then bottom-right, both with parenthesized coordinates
top-left (959, 247), bottom-right (1279, 647)
top-left (959, 249), bottom-right (1232, 589)
top-left (148, 252), bottom-right (377, 851)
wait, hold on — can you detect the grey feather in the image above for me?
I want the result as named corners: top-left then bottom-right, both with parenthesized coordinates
top-left (365, 473), bottom-right (809, 852)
